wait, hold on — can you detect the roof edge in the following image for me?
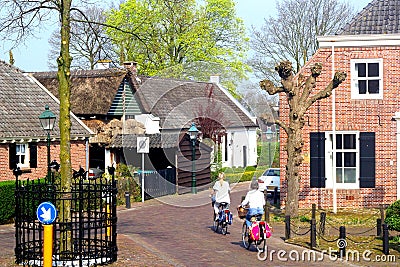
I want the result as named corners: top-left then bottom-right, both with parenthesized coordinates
top-left (317, 33), bottom-right (400, 48)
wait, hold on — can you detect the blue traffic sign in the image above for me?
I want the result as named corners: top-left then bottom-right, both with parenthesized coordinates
top-left (37, 202), bottom-right (57, 225)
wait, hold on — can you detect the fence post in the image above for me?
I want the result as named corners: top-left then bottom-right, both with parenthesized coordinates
top-left (338, 226), bottom-right (346, 258)
top-left (310, 218), bottom-right (316, 249)
top-left (319, 212), bottom-right (326, 236)
top-left (285, 215), bottom-right (291, 240)
top-left (377, 218), bottom-right (382, 237)
top-left (382, 223), bottom-right (389, 255)
top-left (264, 202), bottom-right (270, 223)
top-left (312, 204), bottom-right (316, 220)
top-left (273, 187), bottom-right (278, 205)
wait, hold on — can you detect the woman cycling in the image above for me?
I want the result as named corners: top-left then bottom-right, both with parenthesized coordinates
top-left (240, 179), bottom-right (265, 227)
top-left (212, 172), bottom-right (231, 219)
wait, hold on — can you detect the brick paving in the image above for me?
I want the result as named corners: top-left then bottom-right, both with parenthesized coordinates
top-left (1, 181), bottom-right (398, 266)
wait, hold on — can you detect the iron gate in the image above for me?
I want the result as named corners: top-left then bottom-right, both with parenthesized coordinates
top-left (141, 168), bottom-right (176, 200)
top-left (14, 168), bottom-right (117, 267)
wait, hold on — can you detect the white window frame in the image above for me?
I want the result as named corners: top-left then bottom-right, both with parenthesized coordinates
top-left (350, 58), bottom-right (383, 100)
top-left (16, 143), bottom-right (29, 168)
top-left (325, 131), bottom-right (359, 189)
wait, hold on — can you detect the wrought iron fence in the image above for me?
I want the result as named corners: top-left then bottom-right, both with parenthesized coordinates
top-left (15, 168), bottom-right (117, 267)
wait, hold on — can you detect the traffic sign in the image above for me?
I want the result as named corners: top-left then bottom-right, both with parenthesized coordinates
top-left (37, 202), bottom-right (57, 225)
top-left (137, 136), bottom-right (149, 153)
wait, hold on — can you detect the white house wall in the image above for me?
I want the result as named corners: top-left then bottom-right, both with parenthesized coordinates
top-left (222, 129), bottom-right (257, 168)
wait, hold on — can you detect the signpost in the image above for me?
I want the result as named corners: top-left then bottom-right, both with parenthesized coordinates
top-left (137, 136), bottom-right (149, 202)
top-left (37, 202), bottom-right (57, 267)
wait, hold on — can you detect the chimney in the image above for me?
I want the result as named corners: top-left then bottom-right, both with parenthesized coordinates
top-left (209, 75), bottom-right (220, 84)
top-left (95, 59), bottom-right (111, 69)
top-left (123, 61), bottom-right (138, 75)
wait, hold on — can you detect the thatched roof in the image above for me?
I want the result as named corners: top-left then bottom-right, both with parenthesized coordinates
top-left (33, 69), bottom-right (128, 115)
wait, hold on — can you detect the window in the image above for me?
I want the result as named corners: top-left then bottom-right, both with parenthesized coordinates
top-left (16, 144), bottom-right (29, 168)
top-left (334, 133), bottom-right (357, 185)
top-left (310, 132), bottom-right (375, 189)
top-left (9, 143), bottom-right (37, 169)
top-left (351, 59), bottom-right (383, 99)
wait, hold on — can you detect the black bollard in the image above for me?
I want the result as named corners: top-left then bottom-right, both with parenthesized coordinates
top-left (273, 187), bottom-right (278, 205)
top-left (382, 223), bottom-right (389, 255)
top-left (310, 218), bottom-right (316, 248)
top-left (285, 215), bottom-right (291, 240)
top-left (125, 192), bottom-right (131, 209)
top-left (338, 226), bottom-right (346, 258)
top-left (319, 212), bottom-right (326, 236)
top-left (377, 218), bottom-right (382, 237)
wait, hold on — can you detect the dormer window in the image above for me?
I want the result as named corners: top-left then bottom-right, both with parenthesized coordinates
top-left (351, 59), bottom-right (383, 99)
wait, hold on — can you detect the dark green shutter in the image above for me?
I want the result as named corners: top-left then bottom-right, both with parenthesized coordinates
top-left (310, 132), bottom-right (326, 188)
top-left (29, 143), bottom-right (38, 168)
top-left (359, 132), bottom-right (375, 188)
top-left (9, 143), bottom-right (17, 169)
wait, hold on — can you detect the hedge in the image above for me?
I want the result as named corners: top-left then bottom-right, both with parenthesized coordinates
top-left (0, 180), bottom-right (16, 224)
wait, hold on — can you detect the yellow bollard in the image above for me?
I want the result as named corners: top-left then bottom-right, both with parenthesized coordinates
top-left (43, 224), bottom-right (53, 267)
top-left (106, 204), bottom-right (111, 237)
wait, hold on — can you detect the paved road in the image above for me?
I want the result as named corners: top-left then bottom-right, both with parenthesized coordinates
top-left (116, 182), bottom-right (363, 267)
top-left (1, 181), bottom-right (397, 266)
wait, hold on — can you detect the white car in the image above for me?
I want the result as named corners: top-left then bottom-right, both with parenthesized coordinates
top-left (258, 168), bottom-right (280, 194)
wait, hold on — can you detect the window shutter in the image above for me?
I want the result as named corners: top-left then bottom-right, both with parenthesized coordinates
top-left (9, 143), bottom-right (17, 169)
top-left (29, 143), bottom-right (38, 168)
top-left (310, 132), bottom-right (326, 188)
top-left (359, 132), bottom-right (375, 188)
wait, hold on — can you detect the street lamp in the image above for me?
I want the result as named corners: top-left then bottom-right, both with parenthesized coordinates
top-left (188, 123), bottom-right (199, 194)
top-left (265, 127), bottom-right (274, 166)
top-left (39, 105), bottom-right (56, 182)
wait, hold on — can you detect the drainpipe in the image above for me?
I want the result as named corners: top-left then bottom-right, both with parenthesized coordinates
top-left (85, 137), bottom-right (89, 179)
top-left (331, 43), bottom-right (337, 214)
top-left (393, 112), bottom-right (400, 200)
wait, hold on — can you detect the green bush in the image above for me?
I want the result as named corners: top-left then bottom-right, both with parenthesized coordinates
top-left (385, 200), bottom-right (400, 231)
top-left (0, 180), bottom-right (16, 224)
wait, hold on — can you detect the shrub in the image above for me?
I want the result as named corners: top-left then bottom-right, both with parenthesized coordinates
top-left (385, 200), bottom-right (400, 231)
top-left (0, 180), bottom-right (15, 224)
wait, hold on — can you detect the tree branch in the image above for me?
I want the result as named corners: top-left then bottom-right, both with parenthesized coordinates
top-left (305, 70), bottom-right (347, 109)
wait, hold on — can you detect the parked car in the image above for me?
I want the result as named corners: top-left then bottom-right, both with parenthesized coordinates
top-left (258, 168), bottom-right (280, 194)
top-left (89, 167), bottom-right (104, 179)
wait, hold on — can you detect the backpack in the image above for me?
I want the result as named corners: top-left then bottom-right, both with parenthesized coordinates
top-left (249, 222), bottom-right (260, 241)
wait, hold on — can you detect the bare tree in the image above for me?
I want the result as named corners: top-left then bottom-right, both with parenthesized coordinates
top-left (48, 5), bottom-right (117, 70)
top-left (250, 0), bottom-right (354, 81)
top-left (260, 61), bottom-right (346, 217)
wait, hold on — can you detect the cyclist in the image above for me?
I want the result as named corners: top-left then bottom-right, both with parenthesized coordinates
top-left (240, 179), bottom-right (265, 227)
top-left (212, 172), bottom-right (231, 220)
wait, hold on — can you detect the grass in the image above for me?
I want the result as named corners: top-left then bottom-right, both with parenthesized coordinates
top-left (272, 208), bottom-right (400, 260)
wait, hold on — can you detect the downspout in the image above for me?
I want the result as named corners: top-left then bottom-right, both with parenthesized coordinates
top-left (393, 112), bottom-right (400, 200)
top-left (331, 43), bottom-right (337, 213)
top-left (85, 137), bottom-right (89, 179)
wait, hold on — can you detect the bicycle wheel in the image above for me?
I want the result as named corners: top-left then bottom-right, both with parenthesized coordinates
top-left (213, 212), bottom-right (218, 232)
top-left (241, 222), bottom-right (250, 249)
top-left (221, 222), bottom-right (228, 235)
top-left (256, 237), bottom-right (266, 253)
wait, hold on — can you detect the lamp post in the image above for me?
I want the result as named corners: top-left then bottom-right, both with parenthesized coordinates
top-left (188, 123), bottom-right (199, 194)
top-left (39, 105), bottom-right (56, 182)
top-left (265, 127), bottom-right (274, 166)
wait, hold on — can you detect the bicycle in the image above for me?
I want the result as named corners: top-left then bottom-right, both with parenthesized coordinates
top-left (238, 207), bottom-right (270, 252)
top-left (212, 202), bottom-right (232, 235)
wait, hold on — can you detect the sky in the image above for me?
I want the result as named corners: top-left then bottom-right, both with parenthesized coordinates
top-left (0, 0), bottom-right (372, 72)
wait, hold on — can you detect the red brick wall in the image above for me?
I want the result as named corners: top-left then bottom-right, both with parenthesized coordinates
top-left (0, 140), bottom-right (87, 181)
top-left (279, 46), bottom-right (399, 209)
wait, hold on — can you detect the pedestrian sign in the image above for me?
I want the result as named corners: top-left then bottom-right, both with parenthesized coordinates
top-left (37, 202), bottom-right (57, 225)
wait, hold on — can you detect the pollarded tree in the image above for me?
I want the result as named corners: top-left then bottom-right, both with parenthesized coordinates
top-left (260, 61), bottom-right (346, 217)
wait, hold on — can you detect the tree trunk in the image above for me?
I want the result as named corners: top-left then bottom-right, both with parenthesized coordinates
top-left (57, 0), bottom-right (73, 255)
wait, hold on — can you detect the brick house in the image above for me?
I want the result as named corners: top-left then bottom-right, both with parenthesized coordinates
top-left (279, 0), bottom-right (400, 209)
top-left (0, 60), bottom-right (93, 181)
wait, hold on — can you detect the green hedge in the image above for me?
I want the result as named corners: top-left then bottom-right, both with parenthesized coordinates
top-left (385, 200), bottom-right (400, 231)
top-left (0, 180), bottom-right (15, 224)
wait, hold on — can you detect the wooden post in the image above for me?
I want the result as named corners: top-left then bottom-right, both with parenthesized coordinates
top-left (382, 223), bottom-right (389, 255)
top-left (285, 215), bottom-right (291, 240)
top-left (310, 218), bottom-right (316, 248)
top-left (377, 218), bottom-right (382, 237)
top-left (319, 212), bottom-right (326, 236)
top-left (338, 226), bottom-right (346, 258)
